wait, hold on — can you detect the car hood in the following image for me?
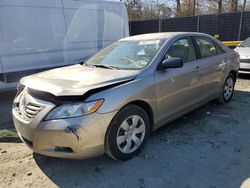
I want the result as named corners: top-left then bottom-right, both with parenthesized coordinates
top-left (235, 47), bottom-right (250, 58)
top-left (21, 64), bottom-right (138, 96)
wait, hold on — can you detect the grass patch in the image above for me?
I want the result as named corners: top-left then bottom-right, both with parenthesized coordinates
top-left (0, 129), bottom-right (17, 137)
top-left (0, 128), bottom-right (21, 143)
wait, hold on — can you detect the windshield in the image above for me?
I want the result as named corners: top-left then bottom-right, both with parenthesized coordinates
top-left (85, 39), bottom-right (165, 70)
top-left (240, 37), bottom-right (250, 47)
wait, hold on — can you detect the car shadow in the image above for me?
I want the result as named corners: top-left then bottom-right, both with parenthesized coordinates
top-left (34, 153), bottom-right (121, 187)
top-left (34, 89), bottom-right (250, 188)
top-left (238, 73), bottom-right (250, 80)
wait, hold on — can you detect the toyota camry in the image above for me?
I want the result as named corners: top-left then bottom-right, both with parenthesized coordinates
top-left (13, 32), bottom-right (239, 160)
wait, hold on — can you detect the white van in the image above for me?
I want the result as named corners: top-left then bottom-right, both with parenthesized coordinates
top-left (0, 0), bottom-right (129, 90)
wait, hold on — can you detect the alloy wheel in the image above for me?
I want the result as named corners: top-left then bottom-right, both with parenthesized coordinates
top-left (224, 77), bottom-right (234, 100)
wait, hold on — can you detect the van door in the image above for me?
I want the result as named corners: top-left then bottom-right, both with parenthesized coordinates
top-left (63, 1), bottom-right (102, 64)
top-left (63, 0), bottom-right (129, 64)
top-left (102, 3), bottom-right (129, 48)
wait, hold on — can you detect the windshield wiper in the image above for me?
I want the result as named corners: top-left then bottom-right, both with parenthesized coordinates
top-left (90, 64), bottom-right (120, 70)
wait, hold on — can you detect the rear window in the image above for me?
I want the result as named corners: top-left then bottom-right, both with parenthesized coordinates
top-left (195, 37), bottom-right (217, 58)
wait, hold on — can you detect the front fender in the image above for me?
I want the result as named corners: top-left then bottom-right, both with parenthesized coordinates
top-left (86, 75), bottom-right (157, 122)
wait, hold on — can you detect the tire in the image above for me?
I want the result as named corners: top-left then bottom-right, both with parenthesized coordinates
top-left (105, 104), bottom-right (150, 161)
top-left (217, 73), bottom-right (236, 103)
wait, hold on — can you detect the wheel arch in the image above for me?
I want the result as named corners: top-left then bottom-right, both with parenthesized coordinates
top-left (126, 100), bottom-right (155, 132)
top-left (104, 100), bottom-right (154, 160)
top-left (229, 70), bottom-right (237, 81)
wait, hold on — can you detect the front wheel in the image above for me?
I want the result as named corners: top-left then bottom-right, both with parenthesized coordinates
top-left (105, 105), bottom-right (150, 160)
top-left (218, 73), bottom-right (236, 103)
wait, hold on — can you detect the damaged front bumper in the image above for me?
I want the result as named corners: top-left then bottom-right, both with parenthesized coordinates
top-left (12, 91), bottom-right (117, 159)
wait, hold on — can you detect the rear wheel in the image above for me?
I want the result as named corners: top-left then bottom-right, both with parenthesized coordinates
top-left (105, 105), bottom-right (150, 160)
top-left (218, 73), bottom-right (236, 103)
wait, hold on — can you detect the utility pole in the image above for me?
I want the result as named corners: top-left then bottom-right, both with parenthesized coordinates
top-left (238, 10), bottom-right (243, 40)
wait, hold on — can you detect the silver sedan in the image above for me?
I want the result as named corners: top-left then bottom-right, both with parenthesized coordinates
top-left (234, 37), bottom-right (250, 74)
top-left (12, 32), bottom-right (239, 160)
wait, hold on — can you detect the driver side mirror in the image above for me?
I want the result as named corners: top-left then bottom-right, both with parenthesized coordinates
top-left (159, 57), bottom-right (183, 70)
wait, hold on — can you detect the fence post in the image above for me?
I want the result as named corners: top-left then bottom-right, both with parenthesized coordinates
top-left (158, 19), bottom-right (162, 32)
top-left (129, 21), bottom-right (132, 36)
top-left (197, 15), bottom-right (200, 32)
top-left (238, 12), bottom-right (243, 41)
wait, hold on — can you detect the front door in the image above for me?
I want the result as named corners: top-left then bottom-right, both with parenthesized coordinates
top-left (154, 37), bottom-right (203, 124)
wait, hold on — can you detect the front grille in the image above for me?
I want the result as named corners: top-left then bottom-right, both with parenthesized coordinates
top-left (240, 59), bottom-right (250, 63)
top-left (23, 103), bottom-right (44, 119)
top-left (15, 90), bottom-right (45, 122)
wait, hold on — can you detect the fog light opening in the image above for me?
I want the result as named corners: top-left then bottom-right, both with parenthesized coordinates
top-left (54, 146), bottom-right (73, 153)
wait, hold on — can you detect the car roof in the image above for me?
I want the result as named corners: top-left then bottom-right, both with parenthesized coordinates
top-left (119, 32), bottom-right (208, 41)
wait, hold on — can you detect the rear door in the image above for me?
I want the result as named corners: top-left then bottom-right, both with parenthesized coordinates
top-left (193, 36), bottom-right (227, 99)
top-left (155, 37), bottom-right (204, 123)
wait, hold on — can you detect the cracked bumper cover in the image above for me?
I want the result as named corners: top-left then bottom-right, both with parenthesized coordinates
top-left (13, 110), bottom-right (117, 159)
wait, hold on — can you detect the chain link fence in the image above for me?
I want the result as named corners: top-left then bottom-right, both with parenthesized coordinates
top-left (130, 11), bottom-right (250, 41)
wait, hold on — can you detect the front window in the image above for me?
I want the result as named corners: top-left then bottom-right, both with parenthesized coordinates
top-left (164, 37), bottom-right (196, 63)
top-left (85, 39), bottom-right (165, 70)
top-left (239, 37), bottom-right (250, 47)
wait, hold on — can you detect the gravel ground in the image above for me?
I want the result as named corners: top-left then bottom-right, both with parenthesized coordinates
top-left (0, 76), bottom-right (250, 188)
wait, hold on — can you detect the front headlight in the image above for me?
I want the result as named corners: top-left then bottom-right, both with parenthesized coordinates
top-left (45, 99), bottom-right (104, 120)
